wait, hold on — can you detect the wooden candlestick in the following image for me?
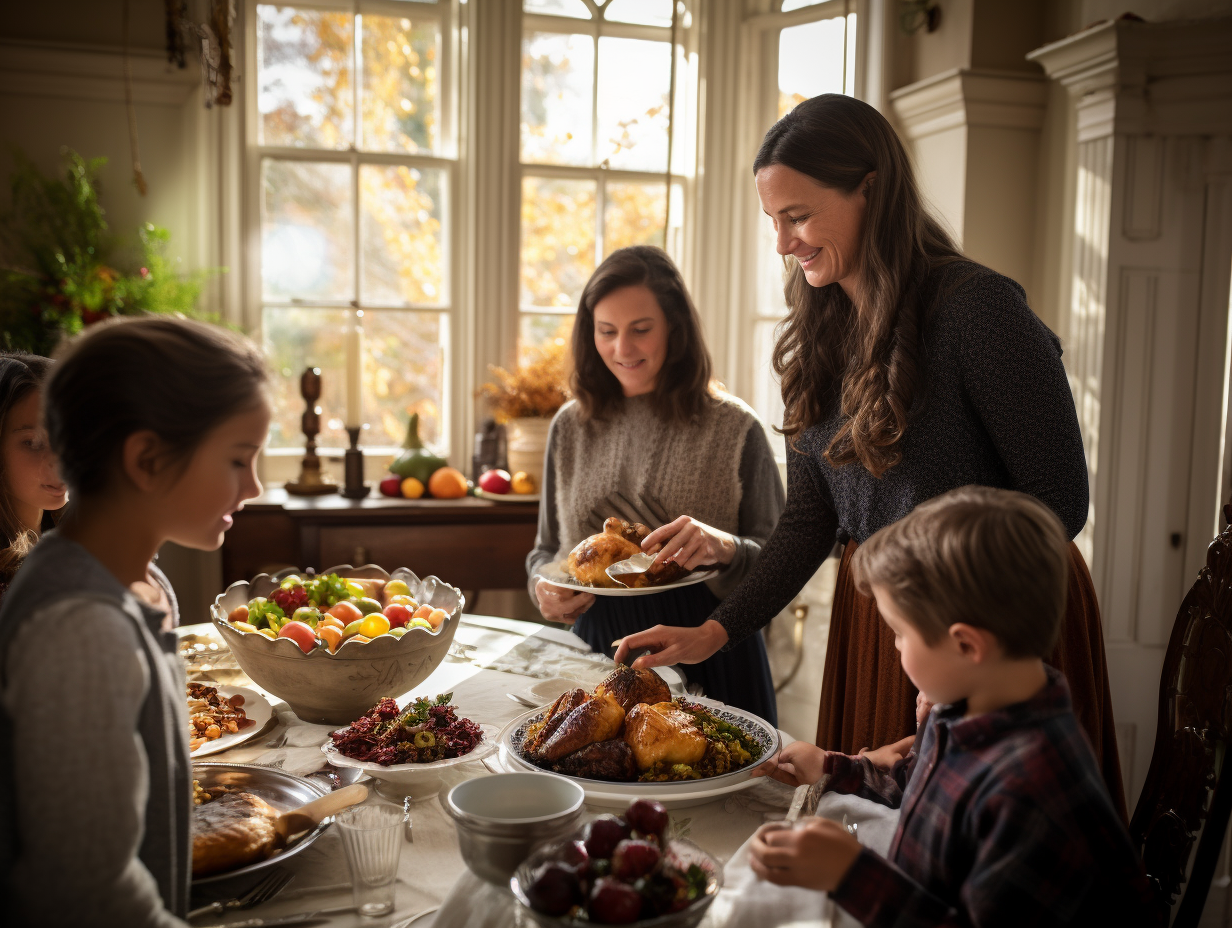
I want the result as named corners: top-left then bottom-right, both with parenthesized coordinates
top-left (342, 426), bottom-right (369, 499)
top-left (285, 367), bottom-right (339, 496)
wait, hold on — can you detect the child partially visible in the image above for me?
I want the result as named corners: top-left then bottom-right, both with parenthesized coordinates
top-left (748, 486), bottom-right (1156, 927)
top-left (0, 318), bottom-right (269, 926)
top-left (0, 352), bottom-right (67, 603)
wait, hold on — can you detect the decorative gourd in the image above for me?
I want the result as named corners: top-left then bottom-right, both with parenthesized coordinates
top-left (389, 413), bottom-right (447, 483)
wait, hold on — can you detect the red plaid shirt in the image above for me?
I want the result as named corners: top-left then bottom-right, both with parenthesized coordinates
top-left (827, 667), bottom-right (1157, 927)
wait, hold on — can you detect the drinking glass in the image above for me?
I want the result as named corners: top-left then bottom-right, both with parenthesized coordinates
top-left (336, 804), bottom-right (404, 917)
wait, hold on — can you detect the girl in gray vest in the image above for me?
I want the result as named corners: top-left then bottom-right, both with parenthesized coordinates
top-left (526, 246), bottom-right (785, 725)
top-left (0, 318), bottom-right (269, 927)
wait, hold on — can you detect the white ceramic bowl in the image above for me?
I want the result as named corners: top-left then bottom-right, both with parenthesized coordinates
top-left (322, 723), bottom-right (500, 800)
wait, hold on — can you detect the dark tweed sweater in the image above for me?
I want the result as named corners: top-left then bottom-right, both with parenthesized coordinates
top-left (713, 263), bottom-right (1088, 647)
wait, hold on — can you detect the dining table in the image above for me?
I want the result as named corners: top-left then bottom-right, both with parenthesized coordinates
top-left (183, 613), bottom-right (898, 928)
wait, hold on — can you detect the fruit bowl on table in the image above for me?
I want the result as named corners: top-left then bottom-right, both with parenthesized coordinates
top-left (211, 564), bottom-right (464, 725)
top-left (322, 722), bottom-right (500, 800)
top-left (510, 823), bottom-right (719, 926)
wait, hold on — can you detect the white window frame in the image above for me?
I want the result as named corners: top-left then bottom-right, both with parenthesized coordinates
top-left (516, 2), bottom-right (700, 349)
top-left (243, 0), bottom-right (465, 482)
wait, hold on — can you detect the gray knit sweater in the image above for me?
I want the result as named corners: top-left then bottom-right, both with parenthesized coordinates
top-left (527, 393), bottom-right (785, 602)
top-left (712, 263), bottom-right (1089, 647)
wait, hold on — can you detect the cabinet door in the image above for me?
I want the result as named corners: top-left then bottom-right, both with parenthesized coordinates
top-left (317, 523), bottom-right (538, 590)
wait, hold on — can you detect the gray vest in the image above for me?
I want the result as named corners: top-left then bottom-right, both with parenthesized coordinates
top-left (0, 530), bottom-right (191, 918)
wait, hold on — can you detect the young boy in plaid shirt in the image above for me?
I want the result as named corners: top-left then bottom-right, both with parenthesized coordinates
top-left (749, 486), bottom-right (1157, 927)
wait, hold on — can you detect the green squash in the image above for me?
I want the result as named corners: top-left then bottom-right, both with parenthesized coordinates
top-left (389, 413), bottom-right (447, 483)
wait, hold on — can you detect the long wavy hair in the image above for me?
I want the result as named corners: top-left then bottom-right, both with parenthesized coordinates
top-left (0, 352), bottom-right (54, 580)
top-left (570, 246), bottom-right (714, 425)
top-left (754, 94), bottom-right (965, 477)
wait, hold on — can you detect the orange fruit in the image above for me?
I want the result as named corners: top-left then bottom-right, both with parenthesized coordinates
top-left (413, 604), bottom-right (433, 620)
top-left (511, 471), bottom-right (536, 494)
top-left (426, 608), bottom-right (449, 629)
top-left (401, 477), bottom-right (425, 499)
top-left (317, 625), bottom-right (343, 653)
top-left (427, 466), bottom-right (468, 499)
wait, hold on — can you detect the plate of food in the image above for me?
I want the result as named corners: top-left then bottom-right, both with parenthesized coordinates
top-left (497, 666), bottom-right (779, 808)
top-left (322, 693), bottom-right (498, 799)
top-left (473, 487), bottom-right (540, 503)
top-left (192, 763), bottom-right (330, 887)
top-left (188, 683), bottom-right (273, 758)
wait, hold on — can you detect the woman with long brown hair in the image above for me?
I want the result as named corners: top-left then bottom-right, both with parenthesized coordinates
top-left (615, 94), bottom-right (1125, 813)
top-left (526, 245), bottom-right (785, 723)
top-left (0, 352), bottom-right (66, 603)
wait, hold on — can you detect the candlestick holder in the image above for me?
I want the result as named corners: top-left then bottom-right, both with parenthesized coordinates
top-left (285, 367), bottom-right (339, 496)
top-left (342, 426), bottom-right (369, 499)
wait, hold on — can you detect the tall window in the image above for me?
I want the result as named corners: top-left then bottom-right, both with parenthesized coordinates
top-left (252, 0), bottom-right (457, 461)
top-left (747, 0), bottom-right (856, 453)
top-left (518, 0), bottom-right (696, 360)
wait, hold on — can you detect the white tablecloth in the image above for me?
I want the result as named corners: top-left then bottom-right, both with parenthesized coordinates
top-left (191, 616), bottom-right (898, 927)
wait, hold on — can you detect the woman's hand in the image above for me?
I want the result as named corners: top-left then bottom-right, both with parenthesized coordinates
top-left (534, 579), bottom-right (595, 626)
top-left (857, 734), bottom-right (915, 770)
top-left (641, 516), bottom-right (737, 571)
top-left (612, 620), bottom-right (728, 668)
top-left (749, 819), bottom-right (862, 893)
top-left (751, 741), bottom-right (830, 788)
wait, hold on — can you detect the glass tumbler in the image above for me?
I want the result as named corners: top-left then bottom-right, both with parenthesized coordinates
top-left (336, 804), bottom-right (405, 917)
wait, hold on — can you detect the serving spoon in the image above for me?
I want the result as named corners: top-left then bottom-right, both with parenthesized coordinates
top-left (273, 783), bottom-right (368, 847)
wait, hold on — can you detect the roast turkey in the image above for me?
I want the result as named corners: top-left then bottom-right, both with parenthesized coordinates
top-left (538, 692), bottom-right (626, 762)
top-left (595, 664), bottom-right (671, 712)
top-left (622, 701), bottom-right (708, 770)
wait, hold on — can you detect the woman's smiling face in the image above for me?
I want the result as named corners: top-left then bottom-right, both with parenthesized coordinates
top-left (755, 163), bottom-right (873, 294)
top-left (592, 285), bottom-right (669, 398)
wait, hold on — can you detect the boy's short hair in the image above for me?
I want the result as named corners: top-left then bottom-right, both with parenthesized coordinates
top-left (851, 486), bottom-right (1070, 658)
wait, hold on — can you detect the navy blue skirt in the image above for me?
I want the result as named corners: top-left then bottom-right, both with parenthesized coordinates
top-left (572, 584), bottom-right (778, 728)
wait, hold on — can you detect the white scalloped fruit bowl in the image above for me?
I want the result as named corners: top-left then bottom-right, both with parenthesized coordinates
top-left (211, 564), bottom-right (464, 725)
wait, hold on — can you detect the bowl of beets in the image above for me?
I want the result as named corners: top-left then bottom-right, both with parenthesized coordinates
top-left (511, 798), bottom-right (722, 927)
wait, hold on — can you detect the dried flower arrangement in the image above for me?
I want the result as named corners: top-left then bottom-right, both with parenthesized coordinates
top-left (479, 339), bottom-right (570, 422)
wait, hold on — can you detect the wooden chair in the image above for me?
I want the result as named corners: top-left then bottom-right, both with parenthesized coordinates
top-left (1129, 503), bottom-right (1232, 926)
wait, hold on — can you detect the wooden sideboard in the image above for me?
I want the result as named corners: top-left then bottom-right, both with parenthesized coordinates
top-left (221, 487), bottom-right (540, 593)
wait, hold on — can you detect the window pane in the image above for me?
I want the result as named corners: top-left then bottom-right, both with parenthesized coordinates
top-left (757, 216), bottom-right (788, 318)
top-left (360, 164), bottom-right (446, 306)
top-left (262, 160), bottom-right (354, 302)
top-left (604, 0), bottom-right (673, 27)
top-left (519, 312), bottom-right (574, 366)
top-left (360, 14), bottom-right (441, 153)
top-left (596, 37), bottom-right (671, 171)
top-left (846, 13), bottom-right (858, 96)
top-left (257, 6), bottom-right (353, 149)
top-left (778, 16), bottom-right (848, 118)
top-left (521, 32), bottom-right (595, 166)
top-left (263, 307), bottom-right (351, 450)
top-left (524, 0), bottom-right (591, 17)
top-left (604, 181), bottom-right (666, 256)
top-left (520, 176), bottom-right (596, 309)
top-left (364, 310), bottom-right (446, 450)
top-left (780, 0), bottom-right (826, 10)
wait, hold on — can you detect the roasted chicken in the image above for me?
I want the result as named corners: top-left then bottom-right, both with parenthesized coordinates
top-left (551, 739), bottom-right (639, 781)
top-left (622, 701), bottom-right (708, 770)
top-left (567, 517), bottom-right (690, 587)
top-left (192, 791), bottom-right (279, 877)
top-left (538, 692), bottom-right (626, 762)
top-left (595, 664), bottom-right (671, 712)
top-left (523, 688), bottom-right (589, 757)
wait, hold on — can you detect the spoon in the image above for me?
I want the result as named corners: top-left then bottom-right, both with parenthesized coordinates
top-left (506, 692), bottom-right (540, 708)
top-left (273, 783), bottom-right (368, 848)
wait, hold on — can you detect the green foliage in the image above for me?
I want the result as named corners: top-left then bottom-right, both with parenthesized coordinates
top-left (0, 149), bottom-right (221, 355)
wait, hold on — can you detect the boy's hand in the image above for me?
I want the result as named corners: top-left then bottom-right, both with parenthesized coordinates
top-left (750, 741), bottom-right (829, 787)
top-left (749, 819), bottom-right (862, 892)
top-left (857, 734), bottom-right (916, 770)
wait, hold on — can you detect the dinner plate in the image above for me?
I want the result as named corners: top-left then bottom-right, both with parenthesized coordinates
top-left (535, 560), bottom-right (719, 597)
top-left (191, 763), bottom-right (329, 888)
top-left (190, 685), bottom-right (274, 758)
top-left (322, 723), bottom-right (500, 800)
top-left (473, 488), bottom-right (540, 503)
top-left (496, 698), bottom-right (781, 809)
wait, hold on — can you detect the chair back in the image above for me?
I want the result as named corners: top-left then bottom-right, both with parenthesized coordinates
top-left (1129, 503), bottom-right (1232, 926)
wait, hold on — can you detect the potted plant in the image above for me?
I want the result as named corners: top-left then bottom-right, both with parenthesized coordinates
top-left (478, 339), bottom-right (570, 493)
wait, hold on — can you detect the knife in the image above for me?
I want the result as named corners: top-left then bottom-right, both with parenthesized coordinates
top-left (202, 904), bottom-right (356, 928)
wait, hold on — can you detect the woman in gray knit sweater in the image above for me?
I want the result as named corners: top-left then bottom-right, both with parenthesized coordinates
top-left (526, 246), bottom-right (785, 724)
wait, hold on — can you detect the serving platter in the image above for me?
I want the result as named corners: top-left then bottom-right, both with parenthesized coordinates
top-left (191, 763), bottom-right (329, 888)
top-left (190, 685), bottom-right (273, 759)
top-left (495, 698), bottom-right (780, 809)
top-left (473, 488), bottom-right (540, 503)
top-left (535, 561), bottom-right (719, 597)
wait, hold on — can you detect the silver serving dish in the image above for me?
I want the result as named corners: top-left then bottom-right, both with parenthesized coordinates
top-left (511, 834), bottom-right (723, 928)
top-left (192, 762), bottom-right (329, 888)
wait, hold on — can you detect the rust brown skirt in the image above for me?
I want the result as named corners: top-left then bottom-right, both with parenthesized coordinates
top-left (817, 539), bottom-right (1128, 820)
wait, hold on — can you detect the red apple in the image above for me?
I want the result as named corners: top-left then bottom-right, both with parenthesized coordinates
top-left (478, 468), bottom-right (511, 494)
top-left (277, 620), bottom-right (317, 653)
top-left (379, 474), bottom-right (403, 497)
top-left (384, 603), bottom-right (412, 629)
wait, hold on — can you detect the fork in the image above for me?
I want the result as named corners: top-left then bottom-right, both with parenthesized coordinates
top-left (187, 868), bottom-right (294, 920)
